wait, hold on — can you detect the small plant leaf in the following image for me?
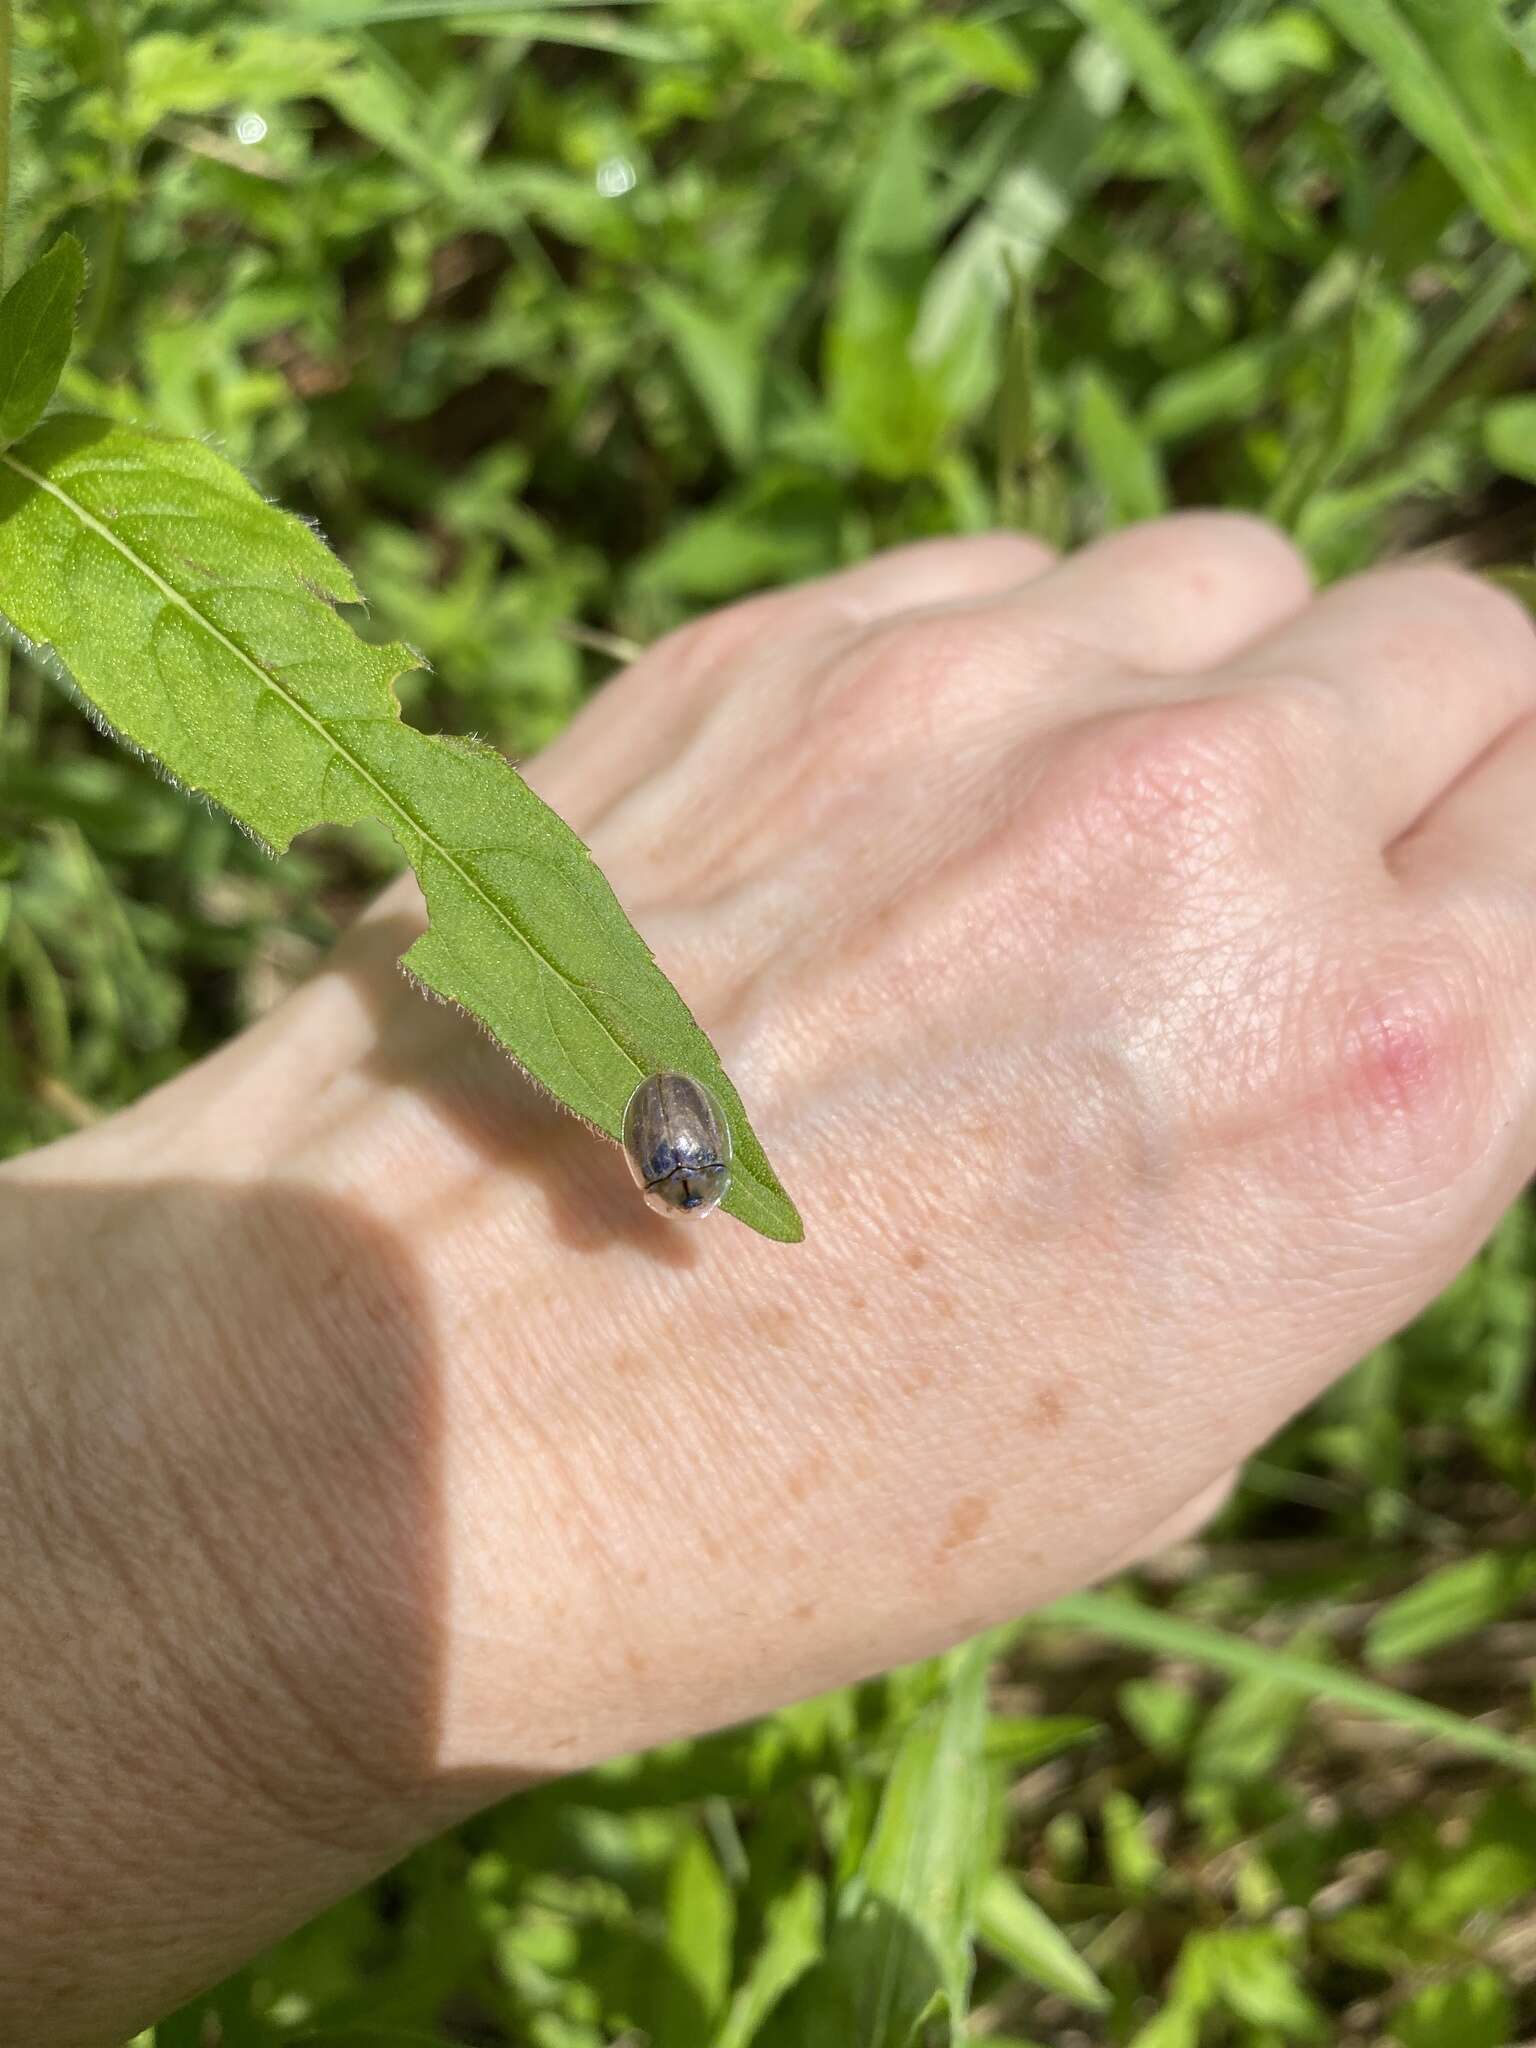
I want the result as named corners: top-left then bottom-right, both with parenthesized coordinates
top-left (794, 1638), bottom-right (992, 2043)
top-left (0, 414), bottom-right (802, 1241)
top-left (1317, 0), bottom-right (1536, 259)
top-left (1365, 1551), bottom-right (1536, 1668)
top-left (0, 236), bottom-right (87, 451)
top-left (1059, 0), bottom-right (1276, 249)
top-left (976, 1870), bottom-right (1109, 2012)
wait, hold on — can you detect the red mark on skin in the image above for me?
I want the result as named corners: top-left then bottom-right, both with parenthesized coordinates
top-left (902, 1360), bottom-right (938, 1395)
top-left (1322, 970), bottom-right (1487, 1182)
top-left (939, 1494), bottom-right (993, 1555)
top-left (1341, 988), bottom-right (1450, 1125)
top-left (849, 1294), bottom-right (868, 1315)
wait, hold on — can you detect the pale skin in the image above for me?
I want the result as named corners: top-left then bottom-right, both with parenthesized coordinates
top-left (4, 513), bottom-right (1536, 2043)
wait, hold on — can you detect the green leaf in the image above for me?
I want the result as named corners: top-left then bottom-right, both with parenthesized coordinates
top-left (646, 282), bottom-right (762, 467)
top-left (1101, 1789), bottom-right (1164, 1896)
top-left (1484, 394), bottom-right (1536, 483)
top-left (825, 112), bottom-right (970, 479)
top-left (915, 34), bottom-right (1129, 385)
top-left (1316, 0), bottom-right (1536, 259)
top-left (797, 1639), bottom-right (992, 2043)
top-left (658, 1829), bottom-right (734, 2041)
top-left (1072, 367), bottom-right (1168, 525)
top-left (976, 1870), bottom-right (1108, 2012)
top-left (1060, 0), bottom-right (1275, 248)
top-left (715, 1873), bottom-right (825, 2048)
top-left (1392, 1968), bottom-right (1514, 2048)
top-left (0, 416), bottom-right (801, 1242)
top-left (1365, 1551), bottom-right (1536, 1667)
top-left (0, 237), bottom-right (86, 452)
top-left (1189, 1644), bottom-right (1318, 1785)
top-left (1042, 1592), bottom-right (1536, 1778)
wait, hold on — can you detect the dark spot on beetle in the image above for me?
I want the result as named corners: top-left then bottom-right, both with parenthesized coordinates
top-left (750, 1303), bottom-right (797, 1348)
top-left (904, 1245), bottom-right (928, 1272)
top-left (939, 1493), bottom-right (993, 1555)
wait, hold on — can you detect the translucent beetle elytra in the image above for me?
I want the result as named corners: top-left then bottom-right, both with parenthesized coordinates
top-left (622, 1071), bottom-right (733, 1219)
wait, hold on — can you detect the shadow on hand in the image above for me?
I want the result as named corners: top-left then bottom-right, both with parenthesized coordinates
top-left (9, 1174), bottom-right (484, 2039)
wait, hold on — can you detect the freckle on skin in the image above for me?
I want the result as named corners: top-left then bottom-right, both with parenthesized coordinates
top-left (791, 1599), bottom-right (817, 1624)
top-left (750, 1303), bottom-right (797, 1348)
top-left (623, 1645), bottom-right (649, 1679)
top-left (938, 1493), bottom-right (992, 1555)
top-left (1032, 1382), bottom-right (1067, 1431)
top-left (904, 1246), bottom-right (928, 1272)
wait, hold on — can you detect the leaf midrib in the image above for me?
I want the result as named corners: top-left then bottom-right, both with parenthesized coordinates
top-left (1, 446), bottom-right (643, 1102)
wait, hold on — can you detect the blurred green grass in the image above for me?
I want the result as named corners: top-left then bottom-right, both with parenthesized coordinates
top-left (4, 2), bottom-right (1535, 2042)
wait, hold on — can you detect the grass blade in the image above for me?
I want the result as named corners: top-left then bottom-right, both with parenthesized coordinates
top-left (1317, 0), bottom-right (1536, 259)
top-left (1040, 1592), bottom-right (1536, 1778)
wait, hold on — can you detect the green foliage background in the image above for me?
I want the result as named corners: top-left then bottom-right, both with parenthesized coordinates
top-left (3, 1), bottom-right (1535, 2042)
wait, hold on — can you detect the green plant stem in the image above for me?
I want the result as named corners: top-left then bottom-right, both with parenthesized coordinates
top-left (0, 0), bottom-right (13, 289)
top-left (78, 0), bottom-right (128, 360)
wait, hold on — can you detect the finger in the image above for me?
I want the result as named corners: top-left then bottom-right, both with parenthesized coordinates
top-left (528, 532), bottom-right (1058, 828)
top-left (802, 530), bottom-right (1058, 621)
top-left (1391, 705), bottom-right (1536, 894)
top-left (1009, 511), bottom-right (1313, 675)
top-left (1223, 565), bottom-right (1536, 843)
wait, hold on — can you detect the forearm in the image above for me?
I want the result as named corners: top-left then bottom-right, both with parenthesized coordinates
top-left (0, 1124), bottom-right (463, 2044)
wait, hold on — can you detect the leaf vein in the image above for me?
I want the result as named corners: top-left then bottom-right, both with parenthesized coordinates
top-left (0, 448), bottom-right (645, 1091)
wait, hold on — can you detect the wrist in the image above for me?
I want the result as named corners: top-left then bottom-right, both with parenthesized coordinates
top-left (0, 1129), bottom-right (457, 2043)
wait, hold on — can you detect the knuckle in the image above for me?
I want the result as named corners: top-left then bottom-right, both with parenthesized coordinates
top-left (1377, 564), bottom-right (1536, 691)
top-left (1297, 939), bottom-right (1496, 1188)
top-left (820, 608), bottom-right (991, 748)
top-left (1032, 694), bottom-right (1307, 892)
top-left (660, 590), bottom-right (788, 680)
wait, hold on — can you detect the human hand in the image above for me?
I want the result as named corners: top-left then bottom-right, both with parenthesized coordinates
top-left (8, 515), bottom-right (1536, 2040)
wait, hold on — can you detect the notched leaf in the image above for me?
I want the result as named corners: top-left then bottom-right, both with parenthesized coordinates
top-left (0, 413), bottom-right (803, 1243)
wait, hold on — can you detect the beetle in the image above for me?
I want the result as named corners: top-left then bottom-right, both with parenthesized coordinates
top-left (622, 1071), bottom-right (733, 1218)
